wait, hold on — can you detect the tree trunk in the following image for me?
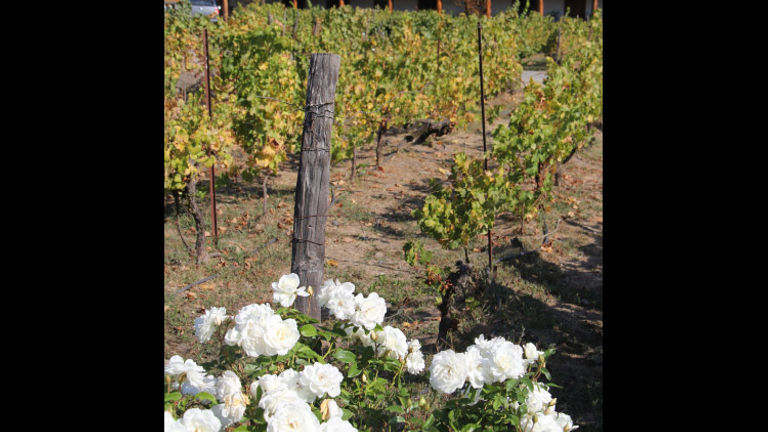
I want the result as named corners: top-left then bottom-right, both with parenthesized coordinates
top-left (375, 119), bottom-right (387, 168)
top-left (174, 191), bottom-right (193, 257)
top-left (406, 119), bottom-right (453, 145)
top-left (186, 179), bottom-right (209, 265)
top-left (262, 174), bottom-right (269, 216)
top-left (292, 10), bottom-right (298, 40)
top-left (291, 53), bottom-right (341, 321)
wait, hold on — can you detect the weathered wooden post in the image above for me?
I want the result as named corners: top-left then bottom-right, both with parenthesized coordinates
top-left (539, 0), bottom-right (544, 15)
top-left (486, 0), bottom-right (491, 18)
top-left (291, 54), bottom-right (341, 321)
top-left (223, 0), bottom-right (228, 21)
top-left (437, 0), bottom-right (442, 14)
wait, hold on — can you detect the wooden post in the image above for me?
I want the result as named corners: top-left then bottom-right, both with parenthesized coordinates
top-left (388, 0), bottom-right (392, 12)
top-left (339, 0), bottom-right (345, 7)
top-left (437, 0), bottom-right (442, 14)
top-left (539, 0), bottom-right (543, 15)
top-left (294, 0), bottom-right (298, 8)
top-left (291, 53), bottom-right (341, 321)
top-left (486, 0), bottom-right (491, 18)
top-left (223, 0), bottom-right (228, 20)
top-left (593, 0), bottom-right (598, 13)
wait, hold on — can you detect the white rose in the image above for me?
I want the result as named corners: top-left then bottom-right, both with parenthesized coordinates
top-left (266, 401), bottom-right (320, 432)
top-left (319, 280), bottom-right (357, 320)
top-left (320, 399), bottom-right (343, 420)
top-left (319, 416), bottom-right (358, 432)
top-left (259, 388), bottom-right (305, 422)
top-left (253, 374), bottom-right (283, 396)
top-left (180, 408), bottom-right (222, 432)
top-left (526, 383), bottom-right (553, 414)
top-left (194, 307), bottom-right (228, 344)
top-left (553, 412), bottom-right (578, 431)
top-left (227, 303), bottom-right (277, 355)
top-left (215, 371), bottom-right (242, 401)
top-left (317, 279), bottom-right (356, 306)
top-left (482, 341), bottom-right (525, 383)
top-left (520, 413), bottom-right (561, 432)
top-left (234, 303), bottom-right (275, 326)
top-left (472, 335), bottom-right (506, 357)
top-left (262, 316), bottom-right (300, 356)
top-left (523, 342), bottom-right (543, 365)
top-left (212, 391), bottom-right (249, 427)
top-left (277, 369), bottom-right (316, 403)
top-left (327, 292), bottom-right (356, 320)
top-left (224, 327), bottom-right (241, 346)
top-left (238, 317), bottom-right (270, 357)
top-left (272, 273), bottom-right (309, 308)
top-left (351, 293), bottom-right (387, 330)
top-left (464, 346), bottom-right (486, 389)
top-left (164, 411), bottom-right (187, 432)
top-left (299, 363), bottom-right (344, 398)
top-left (164, 356), bottom-right (216, 396)
top-left (182, 373), bottom-right (217, 396)
top-left (429, 350), bottom-right (468, 394)
top-left (345, 326), bottom-right (376, 348)
top-left (405, 349), bottom-right (425, 374)
top-left (164, 355), bottom-right (199, 377)
top-left (375, 326), bottom-right (408, 359)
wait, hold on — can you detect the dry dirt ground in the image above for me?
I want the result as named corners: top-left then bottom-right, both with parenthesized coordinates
top-left (164, 87), bottom-right (603, 430)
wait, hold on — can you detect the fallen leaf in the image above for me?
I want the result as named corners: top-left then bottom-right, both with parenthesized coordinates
top-left (164, 305), bottom-right (169, 312)
top-left (199, 283), bottom-right (215, 291)
top-left (343, 237), bottom-right (354, 243)
top-left (204, 231), bottom-right (211, 237)
top-left (327, 259), bottom-right (338, 267)
top-left (185, 291), bottom-right (197, 300)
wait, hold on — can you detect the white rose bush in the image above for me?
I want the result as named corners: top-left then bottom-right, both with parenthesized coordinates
top-left (165, 273), bottom-right (577, 432)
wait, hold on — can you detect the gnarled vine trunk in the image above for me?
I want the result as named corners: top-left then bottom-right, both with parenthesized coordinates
top-left (186, 178), bottom-right (209, 265)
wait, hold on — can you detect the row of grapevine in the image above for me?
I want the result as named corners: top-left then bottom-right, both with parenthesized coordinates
top-left (164, 1), bottom-right (599, 264)
top-left (414, 11), bottom-right (602, 263)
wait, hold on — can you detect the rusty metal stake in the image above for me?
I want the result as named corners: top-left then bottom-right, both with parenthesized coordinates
top-left (477, 22), bottom-right (493, 276)
top-left (203, 29), bottom-right (218, 245)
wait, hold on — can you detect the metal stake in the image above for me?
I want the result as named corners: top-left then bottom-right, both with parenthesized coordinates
top-left (203, 29), bottom-right (218, 245)
top-left (477, 22), bottom-right (493, 275)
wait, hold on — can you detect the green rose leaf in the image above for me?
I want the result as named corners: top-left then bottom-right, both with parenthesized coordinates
top-left (333, 349), bottom-right (356, 364)
top-left (300, 324), bottom-right (317, 337)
